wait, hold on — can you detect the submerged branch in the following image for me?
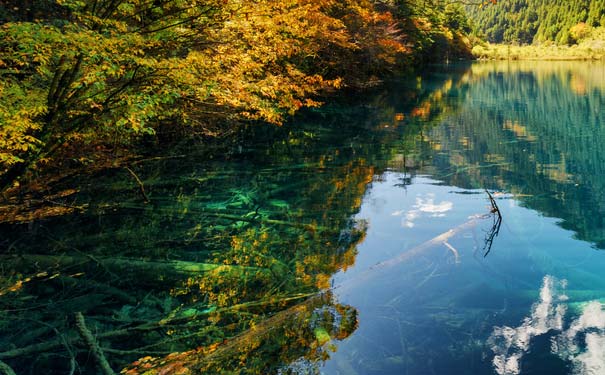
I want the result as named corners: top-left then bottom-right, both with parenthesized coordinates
top-left (0, 360), bottom-right (16, 375)
top-left (74, 312), bottom-right (116, 375)
top-left (1, 254), bottom-right (270, 282)
top-left (443, 241), bottom-right (460, 263)
top-left (133, 292), bottom-right (332, 373)
top-left (124, 166), bottom-right (150, 203)
top-left (0, 322), bottom-right (146, 360)
top-left (199, 211), bottom-right (333, 233)
top-left (0, 292), bottom-right (316, 361)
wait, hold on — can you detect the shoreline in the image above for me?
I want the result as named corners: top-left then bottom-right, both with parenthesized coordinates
top-left (472, 43), bottom-right (605, 61)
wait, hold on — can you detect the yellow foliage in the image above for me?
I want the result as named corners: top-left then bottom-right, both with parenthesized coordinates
top-left (0, 80), bottom-right (45, 168)
top-left (0, 0), bottom-right (417, 178)
top-left (570, 22), bottom-right (592, 42)
top-left (177, 0), bottom-right (352, 125)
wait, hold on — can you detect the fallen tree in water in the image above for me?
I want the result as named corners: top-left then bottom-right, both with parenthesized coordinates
top-left (120, 191), bottom-right (504, 374)
top-left (336, 190), bottom-right (502, 294)
top-left (1, 191), bottom-right (502, 373)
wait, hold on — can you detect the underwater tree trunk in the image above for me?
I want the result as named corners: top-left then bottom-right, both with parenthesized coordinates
top-left (2, 254), bottom-right (272, 284)
top-left (0, 360), bottom-right (16, 375)
top-left (75, 312), bottom-right (116, 375)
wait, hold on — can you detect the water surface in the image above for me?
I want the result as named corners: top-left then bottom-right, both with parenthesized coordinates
top-left (321, 61), bottom-right (605, 375)
top-left (1, 61), bottom-right (605, 375)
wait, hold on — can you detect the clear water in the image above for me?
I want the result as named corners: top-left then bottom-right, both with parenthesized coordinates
top-left (323, 61), bottom-right (605, 375)
top-left (1, 61), bottom-right (605, 374)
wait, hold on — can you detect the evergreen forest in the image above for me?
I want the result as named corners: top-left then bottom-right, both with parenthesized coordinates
top-left (467, 0), bottom-right (605, 44)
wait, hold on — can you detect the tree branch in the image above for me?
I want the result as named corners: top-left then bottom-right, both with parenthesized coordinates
top-left (74, 312), bottom-right (115, 375)
top-left (0, 360), bottom-right (16, 375)
top-left (124, 166), bottom-right (150, 203)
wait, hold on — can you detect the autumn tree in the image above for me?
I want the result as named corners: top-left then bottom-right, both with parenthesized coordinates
top-left (1, 0), bottom-right (474, 195)
top-left (1, 0), bottom-right (230, 189)
top-left (0, 0), bottom-right (353, 190)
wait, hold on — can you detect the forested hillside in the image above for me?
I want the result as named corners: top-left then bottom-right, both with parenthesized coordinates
top-left (0, 0), bottom-right (472, 198)
top-left (427, 62), bottom-right (605, 247)
top-left (467, 0), bottom-right (605, 44)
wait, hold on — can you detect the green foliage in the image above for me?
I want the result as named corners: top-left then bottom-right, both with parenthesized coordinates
top-left (390, 0), bottom-right (475, 63)
top-left (444, 3), bottom-right (472, 34)
top-left (466, 0), bottom-right (605, 45)
top-left (0, 0), bottom-right (474, 192)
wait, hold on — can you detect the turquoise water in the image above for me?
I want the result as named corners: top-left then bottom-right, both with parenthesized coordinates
top-left (1, 61), bottom-right (605, 374)
top-left (320, 61), bottom-right (605, 375)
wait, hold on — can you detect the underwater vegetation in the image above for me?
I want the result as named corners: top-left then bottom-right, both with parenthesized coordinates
top-left (0, 72), bottom-right (467, 374)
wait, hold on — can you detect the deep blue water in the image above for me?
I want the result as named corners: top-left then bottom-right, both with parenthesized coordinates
top-left (320, 61), bottom-right (605, 375)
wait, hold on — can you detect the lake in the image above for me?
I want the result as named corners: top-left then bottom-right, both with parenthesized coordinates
top-left (1, 61), bottom-right (605, 375)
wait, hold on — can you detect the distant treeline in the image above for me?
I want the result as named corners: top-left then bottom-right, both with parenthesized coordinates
top-left (467, 0), bottom-right (605, 44)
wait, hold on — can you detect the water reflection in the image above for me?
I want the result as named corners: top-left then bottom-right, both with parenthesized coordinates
top-left (393, 193), bottom-right (454, 228)
top-left (489, 276), bottom-right (605, 375)
top-left (1, 61), bottom-right (605, 374)
top-left (322, 61), bottom-right (605, 374)
top-left (426, 61), bottom-right (605, 248)
top-left (558, 301), bottom-right (605, 375)
top-left (489, 276), bottom-right (568, 375)
top-left (0, 70), bottom-right (470, 374)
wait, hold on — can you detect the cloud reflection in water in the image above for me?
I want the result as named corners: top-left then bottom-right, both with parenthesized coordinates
top-left (489, 276), bottom-right (605, 375)
top-left (391, 193), bottom-right (453, 228)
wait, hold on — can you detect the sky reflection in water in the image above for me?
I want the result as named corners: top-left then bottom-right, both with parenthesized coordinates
top-left (318, 61), bottom-right (605, 375)
top-left (322, 173), bottom-right (605, 375)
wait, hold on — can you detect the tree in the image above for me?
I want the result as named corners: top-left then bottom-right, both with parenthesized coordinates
top-left (466, 0), bottom-right (605, 45)
top-left (0, 0), bottom-right (355, 190)
top-left (569, 22), bottom-right (592, 43)
top-left (1, 0), bottom-right (231, 189)
top-left (1, 0), bottom-right (473, 194)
